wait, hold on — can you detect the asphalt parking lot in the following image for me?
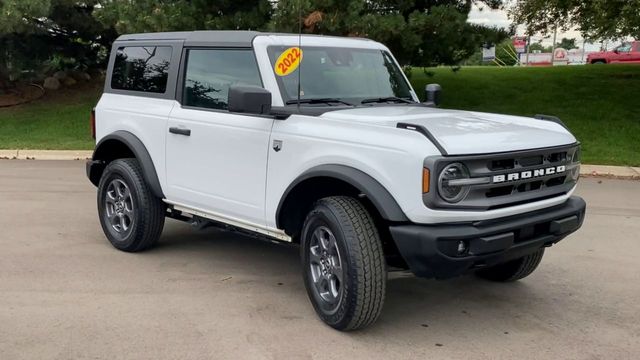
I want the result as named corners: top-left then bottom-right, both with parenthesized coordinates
top-left (1, 160), bottom-right (639, 360)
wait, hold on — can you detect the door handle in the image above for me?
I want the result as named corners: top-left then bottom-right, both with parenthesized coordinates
top-left (169, 127), bottom-right (191, 136)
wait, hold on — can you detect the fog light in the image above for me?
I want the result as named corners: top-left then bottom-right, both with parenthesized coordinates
top-left (457, 240), bottom-right (468, 255)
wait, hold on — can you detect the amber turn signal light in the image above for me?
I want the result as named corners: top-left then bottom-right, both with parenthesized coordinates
top-left (422, 168), bottom-right (430, 193)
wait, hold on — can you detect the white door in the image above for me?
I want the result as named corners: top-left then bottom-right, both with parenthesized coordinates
top-left (165, 48), bottom-right (272, 227)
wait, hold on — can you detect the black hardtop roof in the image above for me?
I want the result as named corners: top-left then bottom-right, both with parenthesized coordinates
top-left (115, 30), bottom-right (371, 47)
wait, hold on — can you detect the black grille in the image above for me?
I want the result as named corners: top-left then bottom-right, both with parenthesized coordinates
top-left (423, 144), bottom-right (581, 210)
top-left (490, 159), bottom-right (515, 171)
top-left (486, 174), bottom-right (567, 199)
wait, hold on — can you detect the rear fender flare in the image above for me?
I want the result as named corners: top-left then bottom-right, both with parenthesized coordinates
top-left (91, 131), bottom-right (164, 198)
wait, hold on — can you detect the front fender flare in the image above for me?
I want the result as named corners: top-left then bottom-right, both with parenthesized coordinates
top-left (276, 164), bottom-right (409, 226)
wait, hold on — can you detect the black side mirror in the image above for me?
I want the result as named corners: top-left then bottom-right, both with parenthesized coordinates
top-left (423, 83), bottom-right (442, 107)
top-left (228, 85), bottom-right (272, 115)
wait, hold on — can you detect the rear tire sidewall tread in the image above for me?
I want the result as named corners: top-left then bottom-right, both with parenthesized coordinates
top-left (97, 158), bottom-right (165, 252)
top-left (301, 196), bottom-right (386, 331)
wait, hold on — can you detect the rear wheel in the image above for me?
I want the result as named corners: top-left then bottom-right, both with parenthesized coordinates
top-left (301, 196), bottom-right (386, 331)
top-left (475, 248), bottom-right (545, 282)
top-left (97, 158), bottom-right (165, 252)
top-left (591, 60), bottom-right (606, 64)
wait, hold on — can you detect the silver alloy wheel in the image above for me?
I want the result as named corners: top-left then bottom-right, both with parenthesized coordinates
top-left (309, 226), bottom-right (344, 313)
top-left (104, 179), bottom-right (134, 237)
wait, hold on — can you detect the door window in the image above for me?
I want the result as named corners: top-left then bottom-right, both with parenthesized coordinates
top-left (183, 49), bottom-right (263, 110)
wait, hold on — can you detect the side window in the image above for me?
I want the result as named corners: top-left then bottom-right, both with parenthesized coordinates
top-left (183, 49), bottom-right (262, 110)
top-left (111, 46), bottom-right (172, 93)
top-left (617, 43), bottom-right (632, 53)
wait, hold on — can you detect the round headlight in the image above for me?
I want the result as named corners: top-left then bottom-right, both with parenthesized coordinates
top-left (438, 162), bottom-right (471, 203)
top-left (572, 148), bottom-right (581, 163)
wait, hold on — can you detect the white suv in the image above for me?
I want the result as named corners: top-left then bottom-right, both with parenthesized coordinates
top-left (87, 31), bottom-right (586, 331)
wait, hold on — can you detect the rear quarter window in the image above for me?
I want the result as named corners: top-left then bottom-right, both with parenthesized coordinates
top-left (111, 46), bottom-right (172, 93)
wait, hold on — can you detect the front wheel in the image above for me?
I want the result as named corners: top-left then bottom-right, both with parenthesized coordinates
top-left (475, 248), bottom-right (545, 282)
top-left (301, 196), bottom-right (386, 331)
top-left (97, 158), bottom-right (165, 252)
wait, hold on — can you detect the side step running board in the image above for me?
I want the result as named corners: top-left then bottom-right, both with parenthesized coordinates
top-left (164, 200), bottom-right (292, 242)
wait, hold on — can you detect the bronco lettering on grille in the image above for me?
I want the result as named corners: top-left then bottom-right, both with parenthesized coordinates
top-left (492, 165), bottom-right (566, 183)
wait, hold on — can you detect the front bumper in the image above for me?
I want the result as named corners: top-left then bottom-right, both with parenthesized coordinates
top-left (389, 196), bottom-right (586, 279)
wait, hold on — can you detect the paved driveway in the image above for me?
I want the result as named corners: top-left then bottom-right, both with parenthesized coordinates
top-left (1, 160), bottom-right (638, 359)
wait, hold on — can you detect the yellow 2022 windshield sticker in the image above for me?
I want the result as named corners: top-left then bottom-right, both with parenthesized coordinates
top-left (274, 47), bottom-right (303, 76)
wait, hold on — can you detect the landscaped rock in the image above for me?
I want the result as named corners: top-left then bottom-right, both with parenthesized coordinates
top-left (71, 71), bottom-right (91, 81)
top-left (43, 77), bottom-right (61, 90)
top-left (53, 71), bottom-right (67, 80)
top-left (62, 77), bottom-right (77, 86)
top-left (94, 70), bottom-right (106, 81)
top-left (30, 73), bottom-right (47, 84)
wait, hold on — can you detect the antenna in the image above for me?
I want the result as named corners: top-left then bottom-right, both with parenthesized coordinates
top-left (297, 0), bottom-right (302, 109)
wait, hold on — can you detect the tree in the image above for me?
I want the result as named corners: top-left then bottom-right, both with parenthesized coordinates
top-left (94, 0), bottom-right (273, 33)
top-left (556, 37), bottom-right (578, 50)
top-left (0, 0), bottom-right (513, 88)
top-left (494, 38), bottom-right (519, 66)
top-left (271, 0), bottom-right (511, 66)
top-left (528, 41), bottom-right (552, 53)
top-left (0, 0), bottom-right (114, 87)
top-left (510, 0), bottom-right (640, 40)
top-left (1, 0), bottom-right (274, 87)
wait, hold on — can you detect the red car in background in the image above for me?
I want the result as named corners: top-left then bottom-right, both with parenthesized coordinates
top-left (587, 41), bottom-right (640, 64)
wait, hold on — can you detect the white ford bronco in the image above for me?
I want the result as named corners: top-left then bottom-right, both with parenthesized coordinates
top-left (87, 31), bottom-right (586, 331)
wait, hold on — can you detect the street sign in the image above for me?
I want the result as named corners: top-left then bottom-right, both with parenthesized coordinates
top-left (553, 48), bottom-right (569, 65)
top-left (513, 37), bottom-right (527, 54)
top-left (482, 46), bottom-right (496, 62)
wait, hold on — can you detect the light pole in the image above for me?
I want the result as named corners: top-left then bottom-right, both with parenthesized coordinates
top-left (551, 25), bottom-right (558, 64)
top-left (526, 35), bottom-right (531, 66)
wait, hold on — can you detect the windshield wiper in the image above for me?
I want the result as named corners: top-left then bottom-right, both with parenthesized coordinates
top-left (360, 96), bottom-right (415, 104)
top-left (286, 98), bottom-right (354, 106)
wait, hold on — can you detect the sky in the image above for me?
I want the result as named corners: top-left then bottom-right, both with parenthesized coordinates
top-left (466, 4), bottom-right (610, 51)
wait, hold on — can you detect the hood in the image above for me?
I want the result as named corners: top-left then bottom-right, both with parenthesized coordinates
top-left (319, 106), bottom-right (577, 155)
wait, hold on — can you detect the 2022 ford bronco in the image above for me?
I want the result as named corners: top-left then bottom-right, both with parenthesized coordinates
top-left (87, 31), bottom-right (586, 331)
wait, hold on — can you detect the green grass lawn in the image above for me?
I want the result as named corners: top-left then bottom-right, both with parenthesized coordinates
top-left (412, 65), bottom-right (640, 166)
top-left (0, 65), bottom-right (639, 165)
top-left (0, 82), bottom-right (100, 150)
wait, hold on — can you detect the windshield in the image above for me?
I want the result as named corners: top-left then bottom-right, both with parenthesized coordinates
top-left (267, 46), bottom-right (414, 105)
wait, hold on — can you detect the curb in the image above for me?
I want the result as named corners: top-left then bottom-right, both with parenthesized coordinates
top-left (579, 164), bottom-right (640, 180)
top-left (0, 150), bottom-right (92, 161)
top-left (0, 149), bottom-right (638, 180)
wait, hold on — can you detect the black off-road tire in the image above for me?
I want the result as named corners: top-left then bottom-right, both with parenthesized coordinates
top-left (476, 248), bottom-right (545, 282)
top-left (97, 158), bottom-right (165, 252)
top-left (301, 196), bottom-right (386, 331)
